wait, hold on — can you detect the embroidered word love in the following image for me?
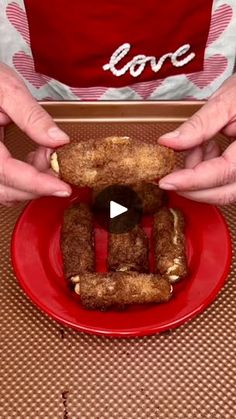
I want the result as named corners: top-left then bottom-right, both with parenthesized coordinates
top-left (103, 43), bottom-right (196, 78)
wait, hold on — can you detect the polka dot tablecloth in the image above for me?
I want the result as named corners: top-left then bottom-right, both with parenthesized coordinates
top-left (1, 116), bottom-right (236, 419)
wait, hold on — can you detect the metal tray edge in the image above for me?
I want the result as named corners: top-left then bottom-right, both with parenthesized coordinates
top-left (40, 100), bottom-right (206, 123)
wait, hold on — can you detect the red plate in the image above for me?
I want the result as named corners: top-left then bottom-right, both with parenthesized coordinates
top-left (11, 190), bottom-right (232, 338)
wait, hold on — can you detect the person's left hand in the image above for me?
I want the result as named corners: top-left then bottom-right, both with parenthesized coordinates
top-left (158, 74), bottom-right (236, 205)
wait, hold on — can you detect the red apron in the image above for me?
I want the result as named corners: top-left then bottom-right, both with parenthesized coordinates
top-left (23, 0), bottom-right (213, 88)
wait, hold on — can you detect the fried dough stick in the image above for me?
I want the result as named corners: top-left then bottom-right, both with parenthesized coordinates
top-left (61, 203), bottom-right (95, 291)
top-left (79, 272), bottom-right (172, 310)
top-left (153, 208), bottom-right (188, 283)
top-left (93, 182), bottom-right (167, 215)
top-left (108, 226), bottom-right (149, 272)
top-left (51, 136), bottom-right (175, 187)
top-left (132, 182), bottom-right (168, 214)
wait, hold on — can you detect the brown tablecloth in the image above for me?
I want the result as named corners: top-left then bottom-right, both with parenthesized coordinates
top-left (1, 122), bottom-right (236, 419)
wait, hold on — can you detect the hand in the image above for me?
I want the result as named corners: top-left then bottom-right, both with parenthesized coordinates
top-left (0, 63), bottom-right (71, 206)
top-left (158, 74), bottom-right (236, 205)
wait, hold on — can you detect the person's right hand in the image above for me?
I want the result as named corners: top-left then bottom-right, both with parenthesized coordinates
top-left (0, 63), bottom-right (71, 206)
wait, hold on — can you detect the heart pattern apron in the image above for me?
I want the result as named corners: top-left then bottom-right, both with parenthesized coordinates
top-left (1, 0), bottom-right (236, 100)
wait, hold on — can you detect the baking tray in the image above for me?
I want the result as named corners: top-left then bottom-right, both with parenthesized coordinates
top-left (42, 100), bottom-right (205, 122)
top-left (2, 101), bottom-right (236, 419)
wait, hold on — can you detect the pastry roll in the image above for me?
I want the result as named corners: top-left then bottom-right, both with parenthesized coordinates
top-left (93, 182), bottom-right (168, 214)
top-left (51, 136), bottom-right (175, 187)
top-left (154, 208), bottom-right (188, 283)
top-left (78, 272), bottom-right (172, 310)
top-left (61, 203), bottom-right (95, 290)
top-left (132, 182), bottom-right (168, 214)
top-left (108, 226), bottom-right (149, 272)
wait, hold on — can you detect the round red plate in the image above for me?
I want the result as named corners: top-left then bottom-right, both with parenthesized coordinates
top-left (11, 190), bottom-right (232, 338)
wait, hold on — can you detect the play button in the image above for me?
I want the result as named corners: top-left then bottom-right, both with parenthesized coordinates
top-left (110, 201), bottom-right (128, 219)
top-left (93, 185), bottom-right (143, 234)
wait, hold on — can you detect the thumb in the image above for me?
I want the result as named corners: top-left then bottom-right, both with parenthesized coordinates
top-left (0, 64), bottom-right (69, 147)
top-left (158, 96), bottom-right (232, 150)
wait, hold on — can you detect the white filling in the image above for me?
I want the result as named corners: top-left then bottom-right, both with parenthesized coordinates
top-left (166, 258), bottom-right (182, 282)
top-left (51, 152), bottom-right (60, 174)
top-left (170, 209), bottom-right (179, 245)
top-left (166, 258), bottom-right (181, 275)
top-left (71, 275), bottom-right (80, 295)
top-left (166, 258), bottom-right (182, 274)
top-left (166, 210), bottom-right (182, 282)
top-left (117, 266), bottom-right (129, 271)
top-left (74, 283), bottom-right (80, 295)
top-left (169, 275), bottom-right (179, 283)
top-left (71, 275), bottom-right (80, 283)
top-left (108, 136), bottom-right (130, 144)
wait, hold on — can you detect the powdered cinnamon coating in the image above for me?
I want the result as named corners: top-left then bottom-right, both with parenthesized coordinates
top-left (80, 272), bottom-right (172, 310)
top-left (61, 203), bottom-right (94, 279)
top-left (108, 226), bottom-right (149, 272)
top-left (52, 136), bottom-right (175, 187)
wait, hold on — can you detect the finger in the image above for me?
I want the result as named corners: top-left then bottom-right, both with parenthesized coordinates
top-left (222, 120), bottom-right (236, 138)
top-left (0, 110), bottom-right (11, 125)
top-left (46, 168), bottom-right (59, 177)
top-left (158, 95), bottom-right (233, 150)
top-left (1, 156), bottom-right (71, 196)
top-left (210, 73), bottom-right (236, 100)
top-left (211, 76), bottom-right (236, 138)
top-left (26, 151), bottom-right (35, 165)
top-left (159, 154), bottom-right (236, 191)
top-left (184, 146), bottom-right (203, 169)
top-left (0, 184), bottom-right (37, 203)
top-left (184, 141), bottom-right (221, 169)
top-left (0, 66), bottom-right (69, 146)
top-left (26, 147), bottom-right (51, 172)
top-left (178, 183), bottom-right (236, 205)
top-left (203, 140), bottom-right (221, 161)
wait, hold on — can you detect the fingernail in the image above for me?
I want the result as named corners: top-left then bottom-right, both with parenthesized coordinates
top-left (53, 191), bottom-right (71, 197)
top-left (159, 182), bottom-right (177, 190)
top-left (160, 130), bottom-right (180, 139)
top-left (48, 127), bottom-right (70, 142)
